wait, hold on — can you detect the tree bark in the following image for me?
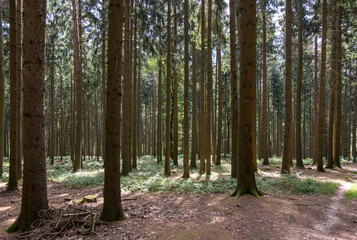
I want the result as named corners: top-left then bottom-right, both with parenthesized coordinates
top-left (100, 0), bottom-right (125, 222)
top-left (316, 0), bottom-right (327, 172)
top-left (216, 37), bottom-right (223, 166)
top-left (233, 0), bottom-right (261, 197)
top-left (183, 0), bottom-right (190, 179)
top-left (0, 0), bottom-right (5, 177)
top-left (72, 0), bottom-right (82, 172)
top-left (190, 42), bottom-right (198, 169)
top-left (281, 0), bottom-right (293, 174)
top-left (229, 0), bottom-right (238, 178)
top-left (262, 1), bottom-right (269, 166)
top-left (165, 0), bottom-right (171, 176)
top-left (7, 0), bottom-right (48, 231)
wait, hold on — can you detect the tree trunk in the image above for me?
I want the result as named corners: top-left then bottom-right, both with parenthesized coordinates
top-left (50, 46), bottom-right (55, 165)
top-left (165, 0), bottom-right (171, 176)
top-left (183, 0), bottom-right (190, 179)
top-left (157, 59), bottom-right (162, 163)
top-left (313, 35), bottom-right (319, 165)
top-left (72, 0), bottom-right (82, 172)
top-left (281, 0), bottom-right (293, 174)
top-left (122, 0), bottom-right (132, 176)
top-left (132, 8), bottom-right (138, 167)
top-left (316, 0), bottom-right (327, 172)
top-left (0, 0), bottom-right (5, 177)
top-left (295, 0), bottom-right (304, 168)
top-left (100, 0), bottom-right (125, 222)
top-left (229, 0), bottom-right (238, 178)
top-left (172, 3), bottom-right (178, 166)
top-left (333, 4), bottom-right (342, 168)
top-left (216, 37), bottom-right (223, 166)
top-left (262, 2), bottom-right (269, 166)
top-left (8, 0), bottom-right (19, 190)
top-left (233, 0), bottom-right (261, 197)
top-left (101, 30), bottom-right (106, 161)
top-left (7, 0), bottom-right (48, 231)
top-left (326, 0), bottom-right (337, 169)
top-left (205, 0), bottom-right (212, 175)
top-left (190, 42), bottom-right (198, 169)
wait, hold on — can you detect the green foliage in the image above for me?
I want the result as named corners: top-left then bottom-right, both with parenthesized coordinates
top-left (345, 183), bottom-right (357, 199)
top-left (257, 175), bottom-right (339, 196)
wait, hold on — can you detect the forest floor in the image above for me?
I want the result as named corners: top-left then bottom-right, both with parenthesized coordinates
top-left (0, 157), bottom-right (357, 240)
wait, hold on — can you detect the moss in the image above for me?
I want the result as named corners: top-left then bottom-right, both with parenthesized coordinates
top-left (234, 186), bottom-right (263, 198)
top-left (6, 220), bottom-right (31, 233)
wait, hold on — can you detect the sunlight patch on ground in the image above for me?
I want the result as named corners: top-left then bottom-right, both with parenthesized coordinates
top-left (0, 206), bottom-right (10, 212)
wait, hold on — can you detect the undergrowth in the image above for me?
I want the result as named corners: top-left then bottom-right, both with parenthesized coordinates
top-left (0, 156), bottom-right (340, 196)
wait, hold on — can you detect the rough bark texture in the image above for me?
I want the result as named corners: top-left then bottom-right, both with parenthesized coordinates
top-left (333, 4), bottom-right (342, 168)
top-left (262, 2), bottom-right (269, 166)
top-left (8, 0), bottom-right (19, 190)
top-left (100, 0), bottom-right (125, 222)
top-left (165, 0), bottom-right (171, 177)
top-left (72, 0), bottom-right (82, 172)
top-left (7, 0), bottom-right (49, 231)
top-left (205, 0), bottom-right (212, 175)
top-left (295, 0), bottom-right (304, 169)
top-left (182, 0), bottom-right (189, 179)
top-left (233, 0), bottom-right (261, 197)
top-left (199, 0), bottom-right (206, 174)
top-left (281, 0), bottom-right (293, 175)
top-left (122, 0), bottom-right (132, 176)
top-left (190, 42), bottom-right (198, 169)
top-left (132, 9), bottom-right (138, 167)
top-left (229, 0), bottom-right (238, 178)
top-left (316, 0), bottom-right (327, 172)
top-left (326, 0), bottom-right (337, 169)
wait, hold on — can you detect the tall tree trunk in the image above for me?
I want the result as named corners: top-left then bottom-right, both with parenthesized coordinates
top-left (190, 42), bottom-right (198, 169)
top-left (316, 0), bottom-right (327, 172)
top-left (0, 0), bottom-right (5, 177)
top-left (8, 0), bottom-right (48, 231)
top-left (313, 35), bottom-right (319, 165)
top-left (122, 0), bottom-right (132, 176)
top-left (101, 30), bottom-right (106, 161)
top-left (72, 0), bottom-right (82, 172)
top-left (205, 0), bottom-right (212, 174)
top-left (152, 71), bottom-right (156, 157)
top-left (295, 0), bottom-right (304, 168)
top-left (333, 4), bottom-right (342, 168)
top-left (233, 0), bottom-right (261, 197)
top-left (183, 0), bottom-right (189, 179)
top-left (229, 0), bottom-right (238, 178)
top-left (95, 90), bottom-right (100, 161)
top-left (8, 0), bottom-right (19, 190)
top-left (16, 0), bottom-right (23, 180)
top-left (172, 3), bottom-right (178, 166)
top-left (132, 8), bottom-right (138, 167)
top-left (216, 37), bottom-right (223, 166)
top-left (262, 1), bottom-right (269, 166)
top-left (50, 46), bottom-right (55, 165)
top-left (199, 0), bottom-right (206, 174)
top-left (326, 0), bottom-right (337, 169)
top-left (165, 0), bottom-right (171, 176)
top-left (281, 0), bottom-right (293, 174)
top-left (100, 0), bottom-right (125, 222)
top-left (157, 59), bottom-right (162, 163)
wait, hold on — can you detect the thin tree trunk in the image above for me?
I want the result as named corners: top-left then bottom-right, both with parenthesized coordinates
top-left (132, 7), bottom-right (138, 167)
top-left (72, 0), bottom-right (82, 172)
top-left (165, 0), bottom-right (171, 176)
top-left (262, 2), bottom-right (269, 166)
top-left (50, 46), bottom-right (55, 165)
top-left (182, 0), bottom-right (190, 178)
top-left (172, 3), bottom-right (178, 166)
top-left (8, 0), bottom-right (19, 190)
top-left (0, 0), bottom-right (5, 177)
top-left (316, 0), bottom-right (327, 172)
top-left (229, 0), bottom-right (238, 178)
top-left (313, 35), bottom-right (319, 165)
top-left (216, 37), bottom-right (223, 166)
top-left (190, 42), bottom-right (198, 169)
top-left (281, 0), bottom-right (293, 174)
top-left (157, 59), bottom-right (162, 163)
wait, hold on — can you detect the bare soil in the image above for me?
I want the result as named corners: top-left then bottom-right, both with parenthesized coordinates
top-left (1, 163), bottom-right (357, 240)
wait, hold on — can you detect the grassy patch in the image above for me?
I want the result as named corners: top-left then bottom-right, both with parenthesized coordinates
top-left (257, 175), bottom-right (339, 196)
top-left (345, 183), bottom-right (357, 199)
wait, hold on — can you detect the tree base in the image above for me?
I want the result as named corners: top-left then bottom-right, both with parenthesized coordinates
top-left (231, 186), bottom-right (264, 198)
top-left (6, 220), bottom-right (31, 233)
top-left (100, 213), bottom-right (126, 223)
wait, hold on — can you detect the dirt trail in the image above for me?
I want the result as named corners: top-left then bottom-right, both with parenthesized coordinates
top-left (301, 180), bottom-right (354, 240)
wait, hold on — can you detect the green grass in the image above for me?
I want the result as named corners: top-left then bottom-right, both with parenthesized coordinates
top-left (345, 183), bottom-right (357, 199)
top-left (0, 156), bottom-right (339, 196)
top-left (257, 175), bottom-right (339, 196)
